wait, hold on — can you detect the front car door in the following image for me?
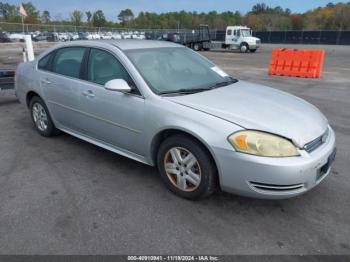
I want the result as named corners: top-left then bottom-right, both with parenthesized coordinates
top-left (225, 28), bottom-right (233, 45)
top-left (78, 47), bottom-right (146, 157)
top-left (39, 47), bottom-right (86, 131)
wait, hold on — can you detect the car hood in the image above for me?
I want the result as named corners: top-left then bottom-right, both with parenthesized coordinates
top-left (166, 81), bottom-right (328, 147)
top-left (244, 36), bottom-right (260, 42)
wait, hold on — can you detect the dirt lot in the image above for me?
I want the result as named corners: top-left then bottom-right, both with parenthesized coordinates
top-left (0, 42), bottom-right (349, 255)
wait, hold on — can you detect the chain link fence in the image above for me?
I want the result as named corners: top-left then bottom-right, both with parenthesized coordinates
top-left (0, 21), bottom-right (184, 35)
top-left (1, 22), bottom-right (350, 45)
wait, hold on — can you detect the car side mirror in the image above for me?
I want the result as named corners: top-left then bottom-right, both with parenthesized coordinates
top-left (105, 79), bottom-right (132, 93)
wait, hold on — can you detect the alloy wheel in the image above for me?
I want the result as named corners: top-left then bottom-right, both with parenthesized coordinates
top-left (32, 102), bottom-right (48, 132)
top-left (164, 147), bottom-right (202, 192)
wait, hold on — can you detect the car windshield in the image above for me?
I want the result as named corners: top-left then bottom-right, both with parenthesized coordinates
top-left (241, 29), bottom-right (252, 37)
top-left (125, 47), bottom-right (236, 95)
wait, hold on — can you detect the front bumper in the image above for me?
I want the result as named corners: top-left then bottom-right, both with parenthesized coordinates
top-left (214, 127), bottom-right (336, 199)
top-left (249, 44), bottom-right (260, 49)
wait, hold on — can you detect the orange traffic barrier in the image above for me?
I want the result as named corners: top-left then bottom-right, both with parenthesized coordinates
top-left (268, 49), bottom-right (325, 78)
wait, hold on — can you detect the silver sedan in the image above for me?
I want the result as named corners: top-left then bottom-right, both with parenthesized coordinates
top-left (15, 40), bottom-right (336, 199)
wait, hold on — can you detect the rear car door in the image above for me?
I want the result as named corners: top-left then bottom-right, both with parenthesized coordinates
top-left (39, 47), bottom-right (86, 131)
top-left (78, 48), bottom-right (146, 156)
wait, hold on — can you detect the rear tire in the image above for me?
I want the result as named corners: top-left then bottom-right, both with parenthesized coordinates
top-left (29, 96), bottom-right (59, 137)
top-left (157, 135), bottom-right (218, 200)
top-left (193, 43), bottom-right (200, 51)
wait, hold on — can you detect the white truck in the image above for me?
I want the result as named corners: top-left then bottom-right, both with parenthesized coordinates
top-left (220, 26), bottom-right (261, 53)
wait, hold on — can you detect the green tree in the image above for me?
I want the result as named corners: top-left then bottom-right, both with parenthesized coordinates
top-left (86, 11), bottom-right (92, 24)
top-left (93, 10), bottom-right (106, 27)
top-left (0, 2), bottom-right (19, 21)
top-left (70, 10), bottom-right (84, 26)
top-left (41, 10), bottom-right (50, 23)
top-left (2, 2), bottom-right (350, 32)
top-left (118, 8), bottom-right (134, 26)
top-left (252, 3), bottom-right (268, 14)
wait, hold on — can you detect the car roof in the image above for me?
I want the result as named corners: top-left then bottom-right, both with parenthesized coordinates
top-left (36, 40), bottom-right (185, 61)
top-left (111, 40), bottom-right (182, 50)
top-left (56, 40), bottom-right (183, 51)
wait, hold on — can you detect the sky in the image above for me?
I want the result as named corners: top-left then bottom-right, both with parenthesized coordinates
top-left (5, 0), bottom-right (344, 21)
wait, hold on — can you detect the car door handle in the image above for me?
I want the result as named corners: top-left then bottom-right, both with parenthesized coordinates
top-left (82, 90), bottom-right (95, 98)
top-left (40, 79), bottom-right (51, 85)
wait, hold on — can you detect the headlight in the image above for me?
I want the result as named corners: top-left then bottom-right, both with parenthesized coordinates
top-left (228, 131), bottom-right (299, 157)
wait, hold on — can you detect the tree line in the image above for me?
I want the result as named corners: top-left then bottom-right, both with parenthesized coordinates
top-left (1, 1), bottom-right (350, 31)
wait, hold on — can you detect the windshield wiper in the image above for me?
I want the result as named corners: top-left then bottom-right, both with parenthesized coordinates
top-left (158, 87), bottom-right (213, 95)
top-left (209, 78), bottom-right (238, 89)
top-left (158, 78), bottom-right (238, 96)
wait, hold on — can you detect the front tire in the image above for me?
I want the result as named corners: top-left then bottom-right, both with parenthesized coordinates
top-left (29, 96), bottom-right (59, 137)
top-left (157, 135), bottom-right (217, 199)
top-left (240, 43), bottom-right (248, 53)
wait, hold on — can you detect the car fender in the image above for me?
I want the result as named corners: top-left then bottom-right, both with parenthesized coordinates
top-left (145, 97), bottom-right (243, 175)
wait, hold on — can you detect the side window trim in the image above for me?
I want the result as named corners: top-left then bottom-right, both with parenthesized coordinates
top-left (37, 50), bottom-right (56, 72)
top-left (47, 50), bottom-right (56, 72)
top-left (80, 47), bottom-right (91, 80)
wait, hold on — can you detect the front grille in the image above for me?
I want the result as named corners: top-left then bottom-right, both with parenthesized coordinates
top-left (304, 129), bottom-right (329, 153)
top-left (249, 181), bottom-right (304, 192)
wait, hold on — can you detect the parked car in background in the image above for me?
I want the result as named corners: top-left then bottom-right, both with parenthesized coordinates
top-left (30, 31), bottom-right (41, 39)
top-left (112, 33), bottom-right (122, 39)
top-left (101, 32), bottom-right (113, 40)
top-left (0, 32), bottom-right (11, 43)
top-left (132, 32), bottom-right (146, 40)
top-left (68, 33), bottom-right (79, 41)
top-left (8, 32), bottom-right (25, 41)
top-left (145, 31), bottom-right (158, 40)
top-left (91, 33), bottom-right (101, 40)
top-left (78, 32), bottom-right (89, 40)
top-left (57, 33), bottom-right (69, 42)
top-left (46, 33), bottom-right (59, 42)
top-left (122, 32), bottom-right (132, 39)
top-left (33, 32), bottom-right (49, 42)
top-left (158, 33), bottom-right (181, 43)
top-left (15, 40), bottom-right (336, 200)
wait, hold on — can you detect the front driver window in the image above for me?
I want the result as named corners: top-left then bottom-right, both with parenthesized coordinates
top-left (87, 48), bottom-right (132, 86)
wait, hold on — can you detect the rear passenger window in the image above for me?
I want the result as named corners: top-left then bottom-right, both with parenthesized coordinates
top-left (52, 47), bottom-right (85, 78)
top-left (38, 53), bottom-right (53, 71)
